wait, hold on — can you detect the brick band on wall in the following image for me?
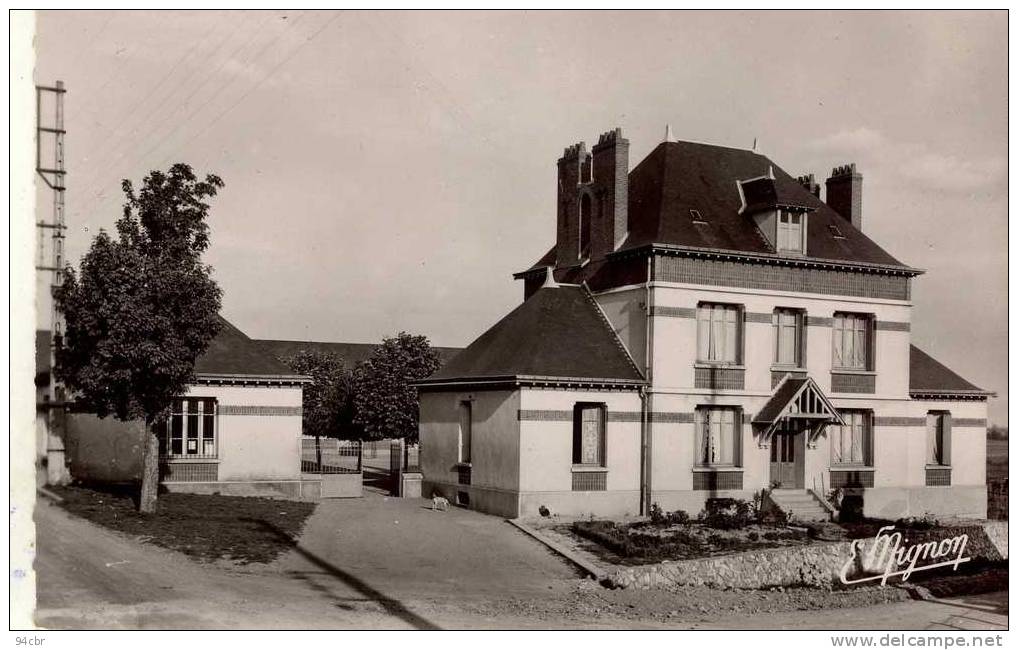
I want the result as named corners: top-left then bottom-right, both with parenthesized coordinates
top-left (517, 410), bottom-right (693, 423)
top-left (218, 405), bottom-right (303, 416)
top-left (649, 306), bottom-right (696, 318)
top-left (654, 256), bottom-right (912, 301)
top-left (954, 418), bottom-right (988, 427)
top-left (744, 312), bottom-right (773, 324)
top-left (874, 416), bottom-right (926, 427)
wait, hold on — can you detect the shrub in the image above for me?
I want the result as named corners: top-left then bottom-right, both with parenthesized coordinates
top-left (668, 509), bottom-right (691, 525)
top-left (748, 531), bottom-right (759, 541)
top-left (895, 513), bottom-right (939, 530)
top-left (649, 502), bottom-right (666, 526)
top-left (699, 497), bottom-right (753, 530)
top-left (839, 495), bottom-right (865, 522)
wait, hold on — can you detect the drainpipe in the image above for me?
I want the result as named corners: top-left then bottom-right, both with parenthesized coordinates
top-left (639, 255), bottom-right (654, 516)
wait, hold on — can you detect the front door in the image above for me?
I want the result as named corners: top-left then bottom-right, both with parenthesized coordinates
top-left (769, 431), bottom-right (805, 489)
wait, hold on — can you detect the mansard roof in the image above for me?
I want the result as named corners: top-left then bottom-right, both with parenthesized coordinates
top-left (418, 284), bottom-right (645, 389)
top-left (520, 139), bottom-right (917, 281)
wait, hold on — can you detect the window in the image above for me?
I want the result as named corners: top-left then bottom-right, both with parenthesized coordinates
top-left (832, 312), bottom-right (872, 370)
top-left (579, 193), bottom-right (592, 258)
top-left (572, 403), bottom-right (606, 466)
top-left (695, 407), bottom-right (741, 467)
top-left (828, 224), bottom-right (845, 239)
top-left (773, 308), bottom-right (804, 367)
top-left (690, 208), bottom-right (706, 223)
top-left (927, 411), bottom-right (951, 466)
top-left (156, 398), bottom-right (217, 458)
top-left (697, 303), bottom-right (742, 364)
top-left (777, 210), bottom-right (805, 253)
top-left (830, 410), bottom-right (872, 466)
top-left (458, 401), bottom-right (472, 464)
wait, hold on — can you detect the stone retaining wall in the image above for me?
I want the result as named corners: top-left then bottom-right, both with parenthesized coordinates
top-left (609, 523), bottom-right (1008, 590)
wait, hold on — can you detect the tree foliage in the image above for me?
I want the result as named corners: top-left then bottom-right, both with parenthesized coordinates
top-left (54, 163), bottom-right (224, 424)
top-left (352, 332), bottom-right (440, 443)
top-left (284, 350), bottom-right (361, 440)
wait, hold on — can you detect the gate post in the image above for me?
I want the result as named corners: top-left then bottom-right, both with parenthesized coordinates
top-left (390, 439), bottom-right (404, 496)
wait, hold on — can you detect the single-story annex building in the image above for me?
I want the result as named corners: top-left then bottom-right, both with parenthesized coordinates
top-left (416, 127), bottom-right (993, 521)
top-left (37, 317), bottom-right (315, 498)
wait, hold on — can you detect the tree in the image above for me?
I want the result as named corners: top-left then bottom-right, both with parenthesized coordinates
top-left (283, 350), bottom-right (362, 468)
top-left (353, 332), bottom-right (441, 443)
top-left (54, 164), bottom-right (224, 513)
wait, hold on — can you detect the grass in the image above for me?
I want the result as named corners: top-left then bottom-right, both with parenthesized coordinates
top-left (50, 483), bottom-right (316, 564)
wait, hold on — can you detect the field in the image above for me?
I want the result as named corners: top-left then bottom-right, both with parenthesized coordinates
top-left (987, 438), bottom-right (1008, 482)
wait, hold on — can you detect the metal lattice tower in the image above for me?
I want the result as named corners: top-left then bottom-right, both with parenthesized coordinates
top-left (36, 80), bottom-right (69, 485)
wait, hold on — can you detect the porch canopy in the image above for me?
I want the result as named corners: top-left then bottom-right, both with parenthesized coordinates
top-left (753, 376), bottom-right (844, 442)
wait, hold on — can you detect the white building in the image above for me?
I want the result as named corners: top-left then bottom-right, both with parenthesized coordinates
top-left (417, 128), bottom-right (992, 521)
top-left (38, 317), bottom-right (314, 499)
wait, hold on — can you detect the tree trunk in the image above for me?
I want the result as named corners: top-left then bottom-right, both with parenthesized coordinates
top-left (138, 428), bottom-right (160, 514)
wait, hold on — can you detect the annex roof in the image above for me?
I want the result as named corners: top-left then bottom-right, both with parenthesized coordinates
top-left (256, 339), bottom-right (463, 370)
top-left (419, 284), bottom-right (645, 389)
top-left (909, 345), bottom-right (991, 398)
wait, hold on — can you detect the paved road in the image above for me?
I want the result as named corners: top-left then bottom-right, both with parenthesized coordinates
top-left (31, 495), bottom-right (1008, 630)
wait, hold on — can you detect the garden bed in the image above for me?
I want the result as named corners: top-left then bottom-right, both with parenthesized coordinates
top-left (568, 500), bottom-right (814, 566)
top-left (570, 519), bottom-right (812, 565)
top-left (49, 483), bottom-right (316, 564)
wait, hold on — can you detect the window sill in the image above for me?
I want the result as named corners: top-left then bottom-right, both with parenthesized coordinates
top-left (695, 363), bottom-right (745, 370)
top-left (771, 365), bottom-right (806, 372)
top-left (571, 465), bottom-right (607, 473)
top-left (160, 456), bottom-right (219, 463)
top-left (831, 369), bottom-right (876, 376)
top-left (693, 466), bottom-right (743, 472)
top-left (829, 465), bottom-right (873, 471)
top-left (454, 462), bottom-right (472, 469)
top-left (925, 464), bottom-right (951, 469)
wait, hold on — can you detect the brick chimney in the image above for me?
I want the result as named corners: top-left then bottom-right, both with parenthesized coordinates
top-left (825, 164), bottom-right (863, 231)
top-left (556, 142), bottom-right (588, 267)
top-left (555, 128), bottom-right (629, 266)
top-left (796, 173), bottom-right (820, 198)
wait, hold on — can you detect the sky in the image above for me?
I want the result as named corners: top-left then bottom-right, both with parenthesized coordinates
top-left (33, 10), bottom-right (1008, 424)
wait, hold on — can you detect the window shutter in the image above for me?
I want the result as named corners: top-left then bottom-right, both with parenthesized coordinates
top-left (571, 406), bottom-right (581, 464)
top-left (943, 413), bottom-right (952, 466)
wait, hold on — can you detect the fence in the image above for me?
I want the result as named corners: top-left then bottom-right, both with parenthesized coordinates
top-left (300, 437), bottom-right (361, 474)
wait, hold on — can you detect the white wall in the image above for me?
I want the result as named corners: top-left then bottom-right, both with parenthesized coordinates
top-left (595, 287), bottom-right (648, 375)
top-left (183, 384), bottom-right (303, 481)
top-left (648, 282), bottom-right (912, 396)
top-left (419, 389), bottom-right (521, 491)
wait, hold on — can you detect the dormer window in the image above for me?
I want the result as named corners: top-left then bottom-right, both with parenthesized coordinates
top-left (690, 208), bottom-right (707, 224)
top-left (776, 209), bottom-right (805, 254)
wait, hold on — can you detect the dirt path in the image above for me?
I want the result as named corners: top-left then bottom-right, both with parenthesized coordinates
top-left (31, 497), bottom-right (1008, 630)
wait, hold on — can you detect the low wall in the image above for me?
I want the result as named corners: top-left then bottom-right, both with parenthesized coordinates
top-left (315, 472), bottom-right (362, 498)
top-left (424, 480), bottom-right (520, 517)
top-left (862, 486), bottom-right (987, 520)
top-left (64, 413), bottom-right (146, 482)
top-left (162, 479), bottom-right (322, 502)
top-left (609, 522), bottom-right (1007, 590)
